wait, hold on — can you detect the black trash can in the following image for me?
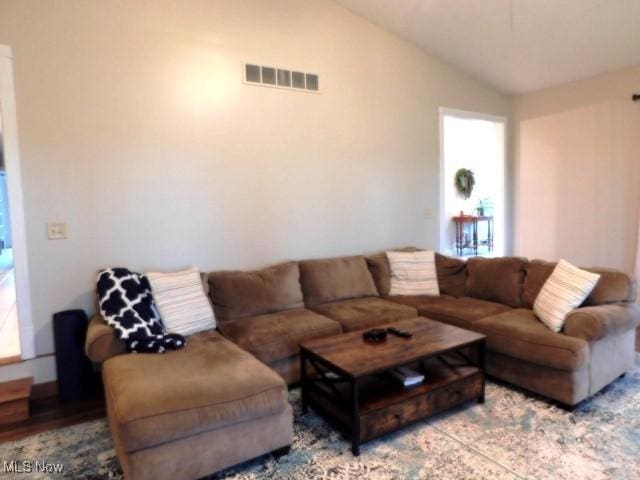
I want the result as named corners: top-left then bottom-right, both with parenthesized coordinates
top-left (52, 309), bottom-right (96, 402)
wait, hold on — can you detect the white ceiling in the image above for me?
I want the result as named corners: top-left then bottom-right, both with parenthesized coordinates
top-left (335, 0), bottom-right (640, 94)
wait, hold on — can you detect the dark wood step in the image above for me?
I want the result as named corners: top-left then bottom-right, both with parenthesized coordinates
top-left (0, 377), bottom-right (33, 425)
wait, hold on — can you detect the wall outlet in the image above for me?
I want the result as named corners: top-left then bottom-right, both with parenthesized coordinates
top-left (47, 222), bottom-right (67, 240)
top-left (423, 208), bottom-right (434, 220)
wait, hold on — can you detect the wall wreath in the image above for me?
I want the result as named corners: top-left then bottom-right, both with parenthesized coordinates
top-left (454, 168), bottom-right (475, 199)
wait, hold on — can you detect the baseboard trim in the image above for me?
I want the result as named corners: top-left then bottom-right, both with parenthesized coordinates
top-left (31, 380), bottom-right (58, 400)
top-left (0, 355), bottom-right (22, 367)
top-left (0, 352), bottom-right (55, 369)
top-left (30, 371), bottom-right (103, 402)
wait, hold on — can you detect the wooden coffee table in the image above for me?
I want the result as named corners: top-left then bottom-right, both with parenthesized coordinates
top-left (300, 317), bottom-right (486, 456)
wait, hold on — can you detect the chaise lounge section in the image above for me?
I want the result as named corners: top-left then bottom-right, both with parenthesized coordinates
top-left (86, 326), bottom-right (293, 480)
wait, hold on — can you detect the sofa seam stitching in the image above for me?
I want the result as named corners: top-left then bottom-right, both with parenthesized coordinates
top-left (116, 384), bottom-right (286, 425)
top-left (232, 325), bottom-right (342, 351)
top-left (479, 329), bottom-right (586, 365)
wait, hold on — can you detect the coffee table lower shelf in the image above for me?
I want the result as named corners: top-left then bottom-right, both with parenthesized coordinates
top-left (300, 354), bottom-right (484, 456)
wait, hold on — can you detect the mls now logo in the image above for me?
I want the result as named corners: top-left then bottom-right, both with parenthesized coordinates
top-left (4, 460), bottom-right (64, 474)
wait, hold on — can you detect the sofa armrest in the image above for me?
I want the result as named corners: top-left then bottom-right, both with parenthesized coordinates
top-left (85, 315), bottom-right (126, 363)
top-left (563, 303), bottom-right (640, 342)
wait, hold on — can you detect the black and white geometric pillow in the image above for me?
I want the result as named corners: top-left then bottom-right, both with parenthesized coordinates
top-left (97, 268), bottom-right (186, 353)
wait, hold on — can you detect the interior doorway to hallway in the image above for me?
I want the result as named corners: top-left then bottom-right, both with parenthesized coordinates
top-left (0, 107), bottom-right (20, 362)
top-left (439, 108), bottom-right (507, 258)
top-left (0, 44), bottom-right (35, 362)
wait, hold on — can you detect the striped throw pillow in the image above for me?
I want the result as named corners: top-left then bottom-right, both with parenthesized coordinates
top-left (387, 250), bottom-right (440, 296)
top-left (533, 259), bottom-right (600, 333)
top-left (146, 268), bottom-right (216, 336)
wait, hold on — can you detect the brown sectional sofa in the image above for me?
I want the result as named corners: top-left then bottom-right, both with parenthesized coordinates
top-left (367, 253), bottom-right (638, 405)
top-left (207, 261), bottom-right (342, 383)
top-left (85, 248), bottom-right (639, 479)
top-left (298, 255), bottom-right (418, 332)
top-left (206, 256), bottom-right (417, 382)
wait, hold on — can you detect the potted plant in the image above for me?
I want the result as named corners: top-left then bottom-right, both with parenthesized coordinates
top-left (476, 197), bottom-right (493, 216)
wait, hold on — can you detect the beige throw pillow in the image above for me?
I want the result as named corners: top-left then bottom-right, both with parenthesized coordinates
top-left (147, 267), bottom-right (216, 336)
top-left (533, 259), bottom-right (600, 333)
top-left (387, 250), bottom-right (440, 296)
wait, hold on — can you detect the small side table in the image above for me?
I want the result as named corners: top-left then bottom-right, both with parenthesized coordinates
top-left (452, 215), bottom-right (493, 256)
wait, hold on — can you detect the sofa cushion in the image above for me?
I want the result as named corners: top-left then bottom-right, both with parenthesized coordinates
top-left (365, 247), bottom-right (418, 296)
top-left (533, 259), bottom-right (600, 333)
top-left (393, 296), bottom-right (510, 329)
top-left (473, 309), bottom-right (589, 371)
top-left (466, 257), bottom-right (527, 308)
top-left (208, 262), bottom-right (304, 322)
top-left (387, 250), bottom-right (439, 296)
top-left (147, 267), bottom-right (216, 336)
top-left (299, 256), bottom-right (378, 308)
top-left (312, 297), bottom-right (417, 332)
top-left (385, 294), bottom-right (456, 310)
top-left (435, 253), bottom-right (467, 297)
top-left (217, 308), bottom-right (341, 364)
top-left (563, 303), bottom-right (640, 342)
top-left (103, 330), bottom-right (288, 453)
top-left (586, 268), bottom-right (638, 305)
top-left (585, 268), bottom-right (637, 305)
top-left (522, 260), bottom-right (555, 309)
top-left (366, 250), bottom-right (467, 298)
top-left (523, 259), bottom-right (637, 309)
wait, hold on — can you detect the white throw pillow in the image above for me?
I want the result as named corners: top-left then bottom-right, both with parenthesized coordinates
top-left (387, 250), bottom-right (440, 296)
top-left (533, 259), bottom-right (600, 333)
top-left (146, 267), bottom-right (216, 336)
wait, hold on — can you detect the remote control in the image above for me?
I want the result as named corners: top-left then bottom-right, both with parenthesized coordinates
top-left (387, 327), bottom-right (413, 338)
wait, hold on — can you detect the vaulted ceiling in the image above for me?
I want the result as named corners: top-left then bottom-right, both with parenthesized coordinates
top-left (335, 0), bottom-right (640, 94)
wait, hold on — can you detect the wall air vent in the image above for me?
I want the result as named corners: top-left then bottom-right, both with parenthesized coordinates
top-left (244, 63), bottom-right (319, 93)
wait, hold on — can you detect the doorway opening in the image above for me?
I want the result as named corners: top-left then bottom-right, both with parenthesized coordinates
top-left (0, 167), bottom-right (19, 361)
top-left (0, 44), bottom-right (35, 362)
top-left (440, 109), bottom-right (506, 258)
top-left (0, 68), bottom-right (19, 362)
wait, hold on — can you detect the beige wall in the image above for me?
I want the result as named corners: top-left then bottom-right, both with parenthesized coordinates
top-left (0, 0), bottom-right (509, 381)
top-left (513, 65), bottom-right (640, 271)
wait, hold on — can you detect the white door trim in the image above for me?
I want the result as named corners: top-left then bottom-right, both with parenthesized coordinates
top-left (1, 44), bottom-right (36, 360)
top-left (438, 107), bottom-right (509, 256)
top-left (439, 107), bottom-right (507, 124)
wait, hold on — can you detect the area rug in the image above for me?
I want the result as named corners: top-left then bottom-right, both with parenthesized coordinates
top-left (2, 358), bottom-right (639, 480)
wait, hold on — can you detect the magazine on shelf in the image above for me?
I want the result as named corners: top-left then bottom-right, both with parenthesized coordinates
top-left (390, 366), bottom-right (425, 387)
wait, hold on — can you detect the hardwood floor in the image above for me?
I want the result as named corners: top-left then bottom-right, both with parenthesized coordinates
top-left (0, 377), bottom-right (32, 425)
top-left (0, 388), bottom-right (105, 443)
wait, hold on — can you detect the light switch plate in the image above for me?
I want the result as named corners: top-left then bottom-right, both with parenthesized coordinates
top-left (47, 222), bottom-right (67, 240)
top-left (423, 208), bottom-right (434, 220)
